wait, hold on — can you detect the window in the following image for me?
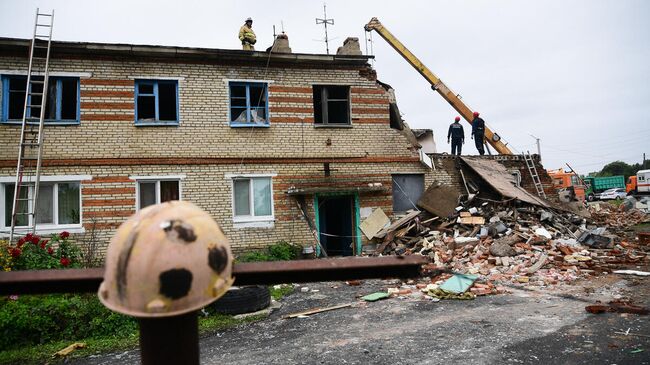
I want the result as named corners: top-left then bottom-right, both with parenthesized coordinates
top-left (1, 75), bottom-right (79, 123)
top-left (136, 179), bottom-right (180, 210)
top-left (230, 176), bottom-right (274, 226)
top-left (135, 80), bottom-right (178, 125)
top-left (1, 180), bottom-right (82, 232)
top-left (392, 174), bottom-right (424, 212)
top-left (313, 85), bottom-right (350, 125)
top-left (229, 82), bottom-right (268, 126)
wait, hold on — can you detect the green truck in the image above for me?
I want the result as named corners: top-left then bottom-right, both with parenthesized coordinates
top-left (583, 175), bottom-right (626, 201)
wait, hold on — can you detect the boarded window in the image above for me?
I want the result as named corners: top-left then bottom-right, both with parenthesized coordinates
top-left (313, 85), bottom-right (350, 125)
top-left (392, 174), bottom-right (425, 212)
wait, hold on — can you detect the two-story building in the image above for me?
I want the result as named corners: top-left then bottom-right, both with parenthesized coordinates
top-left (0, 36), bottom-right (436, 258)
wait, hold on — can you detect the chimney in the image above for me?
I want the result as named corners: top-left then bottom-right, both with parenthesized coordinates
top-left (336, 37), bottom-right (362, 56)
top-left (271, 32), bottom-right (292, 53)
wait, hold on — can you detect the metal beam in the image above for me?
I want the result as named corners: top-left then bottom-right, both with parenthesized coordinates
top-left (0, 256), bottom-right (426, 295)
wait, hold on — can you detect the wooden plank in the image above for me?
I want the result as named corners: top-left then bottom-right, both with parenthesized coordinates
top-left (284, 303), bottom-right (355, 319)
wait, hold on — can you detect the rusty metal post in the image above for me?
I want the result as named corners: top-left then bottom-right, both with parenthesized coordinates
top-left (138, 311), bottom-right (199, 365)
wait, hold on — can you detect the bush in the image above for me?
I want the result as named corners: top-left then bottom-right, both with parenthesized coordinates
top-left (237, 241), bottom-right (302, 262)
top-left (10, 232), bottom-right (81, 270)
top-left (0, 240), bottom-right (13, 272)
top-left (0, 294), bottom-right (137, 350)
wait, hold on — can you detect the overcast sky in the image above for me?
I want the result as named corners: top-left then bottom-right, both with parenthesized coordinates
top-left (1, 0), bottom-right (648, 174)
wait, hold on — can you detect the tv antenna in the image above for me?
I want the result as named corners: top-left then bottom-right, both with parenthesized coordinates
top-left (315, 3), bottom-right (334, 54)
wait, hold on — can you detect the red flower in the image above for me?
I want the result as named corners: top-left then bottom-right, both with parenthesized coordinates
top-left (17, 238), bottom-right (25, 248)
top-left (25, 233), bottom-right (32, 240)
top-left (10, 248), bottom-right (21, 258)
top-left (47, 247), bottom-right (54, 255)
top-left (39, 239), bottom-right (48, 249)
top-left (30, 236), bottom-right (40, 245)
top-left (60, 231), bottom-right (70, 239)
top-left (60, 257), bottom-right (71, 267)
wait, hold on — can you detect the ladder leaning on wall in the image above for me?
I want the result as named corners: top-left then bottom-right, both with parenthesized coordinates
top-left (523, 151), bottom-right (547, 199)
top-left (9, 8), bottom-right (55, 244)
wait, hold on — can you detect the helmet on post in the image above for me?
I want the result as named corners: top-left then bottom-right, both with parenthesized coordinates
top-left (454, 116), bottom-right (460, 122)
top-left (98, 201), bottom-right (234, 317)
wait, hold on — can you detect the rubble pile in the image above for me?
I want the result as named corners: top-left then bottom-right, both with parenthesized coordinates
top-left (370, 201), bottom-right (649, 298)
top-left (589, 202), bottom-right (648, 230)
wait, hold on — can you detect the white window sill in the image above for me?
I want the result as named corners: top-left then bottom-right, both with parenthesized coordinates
top-left (0, 226), bottom-right (85, 238)
top-left (232, 219), bottom-right (275, 229)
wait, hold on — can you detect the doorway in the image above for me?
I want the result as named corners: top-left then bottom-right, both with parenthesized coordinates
top-left (316, 194), bottom-right (357, 256)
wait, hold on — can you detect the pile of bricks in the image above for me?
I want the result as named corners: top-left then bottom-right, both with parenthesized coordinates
top-left (372, 200), bottom-right (650, 299)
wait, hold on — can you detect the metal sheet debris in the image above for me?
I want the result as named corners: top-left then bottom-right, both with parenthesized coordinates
top-left (359, 208), bottom-right (390, 239)
top-left (460, 157), bottom-right (549, 207)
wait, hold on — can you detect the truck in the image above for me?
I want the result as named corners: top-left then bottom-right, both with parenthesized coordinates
top-left (582, 175), bottom-right (625, 201)
top-left (547, 168), bottom-right (586, 201)
top-left (626, 169), bottom-right (650, 196)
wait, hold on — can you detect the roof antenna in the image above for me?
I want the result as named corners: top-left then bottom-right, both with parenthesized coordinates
top-left (315, 3), bottom-right (334, 54)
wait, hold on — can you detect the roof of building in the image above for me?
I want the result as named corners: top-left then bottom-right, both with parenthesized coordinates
top-left (411, 129), bottom-right (433, 138)
top-left (0, 37), bottom-right (373, 68)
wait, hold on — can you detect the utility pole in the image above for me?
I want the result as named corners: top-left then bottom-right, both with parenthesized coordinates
top-left (315, 3), bottom-right (334, 54)
top-left (530, 134), bottom-right (541, 162)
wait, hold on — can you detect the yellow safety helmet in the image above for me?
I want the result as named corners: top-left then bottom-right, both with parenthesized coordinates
top-left (98, 201), bottom-right (234, 317)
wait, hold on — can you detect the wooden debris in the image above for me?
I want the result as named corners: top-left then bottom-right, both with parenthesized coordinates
top-left (284, 303), bottom-right (354, 319)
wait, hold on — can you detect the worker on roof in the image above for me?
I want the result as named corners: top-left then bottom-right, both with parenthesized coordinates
top-left (447, 116), bottom-right (465, 156)
top-left (471, 111), bottom-right (486, 155)
top-left (239, 17), bottom-right (257, 51)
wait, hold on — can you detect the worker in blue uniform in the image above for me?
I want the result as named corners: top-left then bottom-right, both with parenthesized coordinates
top-left (447, 116), bottom-right (465, 155)
top-left (471, 111), bottom-right (486, 155)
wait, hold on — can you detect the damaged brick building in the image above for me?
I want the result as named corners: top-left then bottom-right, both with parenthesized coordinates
top-left (0, 36), bottom-right (553, 258)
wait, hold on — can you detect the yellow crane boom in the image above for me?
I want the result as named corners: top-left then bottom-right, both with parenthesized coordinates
top-left (365, 17), bottom-right (513, 155)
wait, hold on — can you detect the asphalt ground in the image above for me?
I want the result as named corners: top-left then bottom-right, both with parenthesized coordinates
top-left (74, 268), bottom-right (650, 365)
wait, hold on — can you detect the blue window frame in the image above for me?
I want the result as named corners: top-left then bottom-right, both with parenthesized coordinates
top-left (229, 82), bottom-right (269, 127)
top-left (1, 75), bottom-right (80, 124)
top-left (135, 80), bottom-right (179, 125)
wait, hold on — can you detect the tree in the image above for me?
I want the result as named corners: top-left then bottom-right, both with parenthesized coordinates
top-left (598, 161), bottom-right (630, 177)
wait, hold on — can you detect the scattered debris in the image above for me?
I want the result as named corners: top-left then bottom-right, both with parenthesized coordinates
top-left (361, 292), bottom-right (390, 302)
top-left (612, 270), bottom-right (650, 277)
top-left (285, 303), bottom-right (354, 319)
top-left (585, 300), bottom-right (650, 315)
top-left (53, 342), bottom-right (86, 358)
top-left (438, 273), bottom-right (478, 294)
top-left (368, 172), bottom-right (648, 297)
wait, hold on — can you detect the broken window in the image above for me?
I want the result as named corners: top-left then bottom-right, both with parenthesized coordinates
top-left (2, 180), bottom-right (81, 229)
top-left (229, 82), bottom-right (268, 126)
top-left (135, 80), bottom-right (178, 124)
top-left (392, 174), bottom-right (424, 212)
top-left (313, 85), bottom-right (350, 125)
top-left (232, 177), bottom-right (273, 221)
top-left (1, 75), bottom-right (79, 123)
top-left (137, 179), bottom-right (180, 210)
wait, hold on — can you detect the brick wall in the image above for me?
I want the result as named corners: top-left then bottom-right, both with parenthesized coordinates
top-left (0, 52), bottom-right (433, 258)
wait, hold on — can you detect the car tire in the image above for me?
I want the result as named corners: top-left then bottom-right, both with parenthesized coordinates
top-left (587, 194), bottom-right (594, 202)
top-left (209, 285), bottom-right (271, 315)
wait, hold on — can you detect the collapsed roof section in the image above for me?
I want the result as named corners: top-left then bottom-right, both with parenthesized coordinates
top-left (460, 156), bottom-right (550, 208)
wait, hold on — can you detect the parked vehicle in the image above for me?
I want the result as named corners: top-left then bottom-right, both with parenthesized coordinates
top-left (626, 169), bottom-right (650, 196)
top-left (599, 188), bottom-right (627, 200)
top-left (583, 175), bottom-right (625, 202)
top-left (547, 168), bottom-right (586, 201)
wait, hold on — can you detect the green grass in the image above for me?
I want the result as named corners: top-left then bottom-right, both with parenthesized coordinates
top-left (270, 284), bottom-right (295, 301)
top-left (0, 311), bottom-right (269, 365)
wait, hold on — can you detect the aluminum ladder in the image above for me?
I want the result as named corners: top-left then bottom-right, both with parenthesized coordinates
top-left (523, 151), bottom-right (546, 199)
top-left (9, 8), bottom-right (55, 243)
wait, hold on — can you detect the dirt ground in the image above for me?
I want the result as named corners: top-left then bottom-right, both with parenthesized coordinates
top-left (75, 267), bottom-right (650, 365)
